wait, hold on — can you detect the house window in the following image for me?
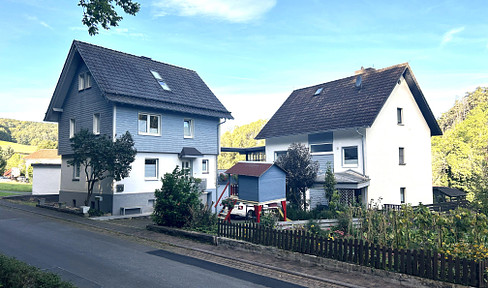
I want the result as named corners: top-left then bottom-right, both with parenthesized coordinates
top-left (399, 147), bottom-right (405, 165)
top-left (202, 159), bottom-right (209, 174)
top-left (274, 151), bottom-right (287, 161)
top-left (184, 119), bottom-right (193, 138)
top-left (310, 143), bottom-right (333, 154)
top-left (78, 72), bottom-right (91, 91)
top-left (397, 108), bottom-right (403, 125)
top-left (342, 146), bottom-right (358, 166)
top-left (138, 113), bottom-right (161, 135)
top-left (400, 187), bottom-right (406, 204)
top-left (150, 70), bottom-right (171, 91)
top-left (145, 159), bottom-right (158, 179)
top-left (73, 163), bottom-right (80, 180)
top-left (93, 113), bottom-right (100, 135)
top-left (69, 119), bottom-right (76, 138)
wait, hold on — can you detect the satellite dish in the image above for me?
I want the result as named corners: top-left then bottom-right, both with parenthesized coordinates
top-left (355, 75), bottom-right (362, 89)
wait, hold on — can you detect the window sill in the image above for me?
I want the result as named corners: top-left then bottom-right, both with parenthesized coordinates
top-left (184, 136), bottom-right (194, 139)
top-left (399, 163), bottom-right (406, 166)
top-left (144, 178), bottom-right (159, 181)
top-left (138, 133), bottom-right (161, 137)
top-left (397, 123), bottom-right (404, 126)
top-left (72, 178), bottom-right (80, 182)
top-left (202, 172), bottom-right (209, 174)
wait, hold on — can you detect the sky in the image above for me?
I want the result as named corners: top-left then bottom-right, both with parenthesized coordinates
top-left (1, 0), bottom-right (488, 132)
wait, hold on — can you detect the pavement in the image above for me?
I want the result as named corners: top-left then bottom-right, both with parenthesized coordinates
top-left (0, 198), bottom-right (465, 288)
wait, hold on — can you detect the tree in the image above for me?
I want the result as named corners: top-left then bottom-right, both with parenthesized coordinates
top-left (79, 0), bottom-right (140, 36)
top-left (323, 164), bottom-right (336, 203)
top-left (152, 166), bottom-right (202, 228)
top-left (218, 119), bottom-right (267, 169)
top-left (0, 148), bottom-right (6, 174)
top-left (275, 143), bottom-right (319, 211)
top-left (68, 129), bottom-right (137, 206)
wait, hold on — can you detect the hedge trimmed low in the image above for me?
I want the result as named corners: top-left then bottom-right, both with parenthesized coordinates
top-left (0, 254), bottom-right (76, 288)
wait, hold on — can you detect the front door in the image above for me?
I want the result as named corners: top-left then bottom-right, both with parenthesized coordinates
top-left (181, 160), bottom-right (192, 174)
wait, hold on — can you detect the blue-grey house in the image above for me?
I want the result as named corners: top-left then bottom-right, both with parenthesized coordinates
top-left (44, 40), bottom-right (232, 215)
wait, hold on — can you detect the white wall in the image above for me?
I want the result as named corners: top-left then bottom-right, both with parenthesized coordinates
top-left (332, 129), bottom-right (364, 174)
top-left (116, 153), bottom-right (217, 194)
top-left (365, 76), bottom-right (433, 205)
top-left (265, 134), bottom-right (308, 162)
top-left (32, 165), bottom-right (61, 195)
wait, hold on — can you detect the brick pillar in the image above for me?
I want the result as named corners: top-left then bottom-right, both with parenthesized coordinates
top-left (281, 200), bottom-right (287, 221)
top-left (254, 205), bottom-right (262, 223)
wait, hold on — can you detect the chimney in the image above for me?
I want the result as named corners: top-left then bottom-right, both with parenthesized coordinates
top-left (355, 66), bottom-right (376, 75)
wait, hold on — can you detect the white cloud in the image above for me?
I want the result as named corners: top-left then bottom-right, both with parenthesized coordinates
top-left (151, 0), bottom-right (276, 22)
top-left (441, 27), bottom-right (465, 46)
top-left (25, 15), bottom-right (53, 30)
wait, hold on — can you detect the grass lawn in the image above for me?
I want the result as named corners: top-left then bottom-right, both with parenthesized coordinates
top-left (0, 182), bottom-right (32, 192)
top-left (0, 192), bottom-right (18, 197)
top-left (0, 140), bottom-right (37, 154)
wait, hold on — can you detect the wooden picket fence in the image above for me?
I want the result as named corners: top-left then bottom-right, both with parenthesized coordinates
top-left (218, 220), bottom-right (488, 287)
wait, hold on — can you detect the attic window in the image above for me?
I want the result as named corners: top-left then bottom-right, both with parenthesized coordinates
top-left (314, 87), bottom-right (323, 96)
top-left (150, 70), bottom-right (171, 91)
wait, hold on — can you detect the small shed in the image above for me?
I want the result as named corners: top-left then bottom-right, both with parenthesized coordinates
top-left (433, 186), bottom-right (467, 203)
top-left (225, 162), bottom-right (286, 203)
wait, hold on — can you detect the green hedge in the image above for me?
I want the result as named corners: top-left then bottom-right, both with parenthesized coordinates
top-left (0, 254), bottom-right (76, 288)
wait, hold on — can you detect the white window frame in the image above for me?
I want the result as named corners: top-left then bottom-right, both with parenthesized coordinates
top-left (400, 187), bottom-right (406, 204)
top-left (399, 147), bottom-right (405, 165)
top-left (397, 107), bottom-right (403, 125)
top-left (69, 119), bottom-right (76, 138)
top-left (78, 72), bottom-right (92, 91)
top-left (138, 113), bottom-right (161, 136)
top-left (274, 150), bottom-right (287, 161)
top-left (310, 143), bottom-right (333, 155)
top-left (184, 119), bottom-right (194, 138)
top-left (202, 159), bottom-right (209, 174)
top-left (342, 146), bottom-right (359, 167)
top-left (73, 163), bottom-right (80, 180)
top-left (93, 113), bottom-right (100, 135)
top-left (78, 74), bottom-right (85, 91)
top-left (144, 158), bottom-right (158, 180)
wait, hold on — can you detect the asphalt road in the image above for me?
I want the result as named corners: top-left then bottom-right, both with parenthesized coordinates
top-left (0, 205), bottom-right (305, 288)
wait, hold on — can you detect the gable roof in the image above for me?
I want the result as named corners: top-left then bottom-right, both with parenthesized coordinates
top-left (225, 162), bottom-right (282, 177)
top-left (24, 149), bottom-right (60, 160)
top-left (45, 40), bottom-right (232, 122)
top-left (256, 63), bottom-right (442, 139)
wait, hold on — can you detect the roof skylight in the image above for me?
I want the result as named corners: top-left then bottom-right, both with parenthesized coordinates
top-left (314, 87), bottom-right (323, 96)
top-left (150, 70), bottom-right (171, 91)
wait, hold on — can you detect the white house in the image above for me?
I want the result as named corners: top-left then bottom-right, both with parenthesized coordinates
top-left (256, 63), bottom-right (442, 207)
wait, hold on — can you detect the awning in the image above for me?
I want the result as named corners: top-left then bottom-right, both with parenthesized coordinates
top-left (316, 169), bottom-right (370, 189)
top-left (179, 147), bottom-right (203, 159)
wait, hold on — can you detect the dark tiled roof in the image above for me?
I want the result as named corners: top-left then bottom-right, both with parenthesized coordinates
top-left (179, 147), bottom-right (203, 158)
top-left (433, 186), bottom-right (466, 197)
top-left (74, 41), bottom-right (232, 119)
top-left (256, 63), bottom-right (441, 139)
top-left (225, 162), bottom-right (275, 177)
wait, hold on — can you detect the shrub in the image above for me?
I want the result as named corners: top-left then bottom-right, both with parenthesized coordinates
top-left (186, 204), bottom-right (218, 234)
top-left (152, 166), bottom-right (201, 228)
top-left (0, 254), bottom-right (76, 288)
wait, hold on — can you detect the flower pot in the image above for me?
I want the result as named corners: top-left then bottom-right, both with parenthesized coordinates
top-left (81, 206), bottom-right (90, 214)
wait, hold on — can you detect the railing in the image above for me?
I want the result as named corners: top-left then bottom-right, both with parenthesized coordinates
top-left (218, 220), bottom-right (488, 287)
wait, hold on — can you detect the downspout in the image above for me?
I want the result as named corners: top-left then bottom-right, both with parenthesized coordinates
top-left (216, 118), bottom-right (227, 213)
top-left (355, 128), bottom-right (365, 175)
top-left (356, 128), bottom-right (367, 205)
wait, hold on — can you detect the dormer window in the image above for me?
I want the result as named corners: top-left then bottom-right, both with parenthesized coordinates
top-left (78, 72), bottom-right (91, 91)
top-left (150, 70), bottom-right (171, 91)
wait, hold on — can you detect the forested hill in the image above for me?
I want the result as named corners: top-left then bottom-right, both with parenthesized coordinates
top-left (432, 87), bottom-right (488, 199)
top-left (436, 87), bottom-right (488, 132)
top-left (0, 118), bottom-right (58, 148)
